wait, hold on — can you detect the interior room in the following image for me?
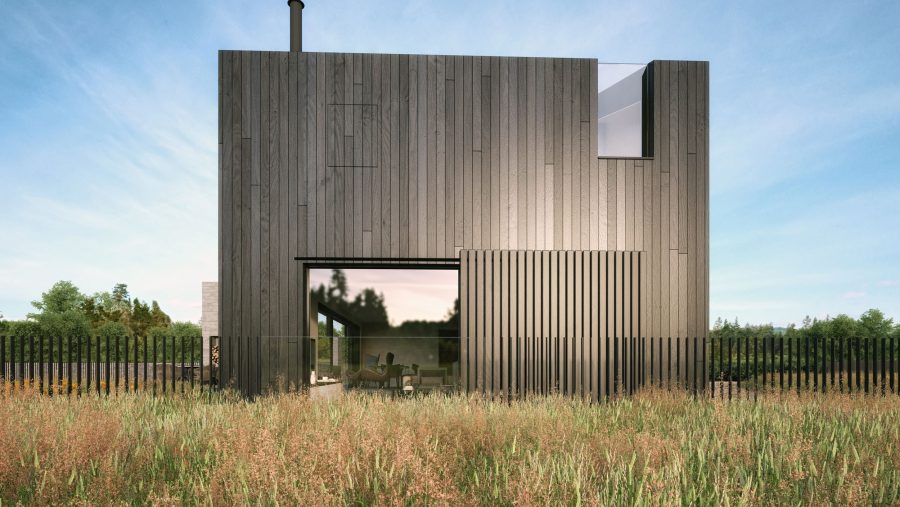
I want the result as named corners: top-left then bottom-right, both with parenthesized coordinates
top-left (307, 267), bottom-right (459, 394)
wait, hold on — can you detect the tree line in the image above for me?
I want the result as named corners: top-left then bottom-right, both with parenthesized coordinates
top-left (709, 309), bottom-right (899, 380)
top-left (0, 281), bottom-right (201, 360)
top-left (710, 309), bottom-right (899, 343)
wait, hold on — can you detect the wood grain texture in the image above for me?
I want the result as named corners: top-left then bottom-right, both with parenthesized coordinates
top-left (457, 250), bottom-right (643, 397)
top-left (219, 52), bottom-right (708, 395)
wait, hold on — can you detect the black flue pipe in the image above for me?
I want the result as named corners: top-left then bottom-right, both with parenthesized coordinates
top-left (288, 0), bottom-right (304, 52)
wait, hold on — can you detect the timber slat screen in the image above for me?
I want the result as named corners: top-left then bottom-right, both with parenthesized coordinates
top-left (460, 249), bottom-right (702, 400)
top-left (0, 336), bottom-right (215, 396)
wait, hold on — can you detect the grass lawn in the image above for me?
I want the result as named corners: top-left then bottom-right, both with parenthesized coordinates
top-left (0, 387), bottom-right (897, 505)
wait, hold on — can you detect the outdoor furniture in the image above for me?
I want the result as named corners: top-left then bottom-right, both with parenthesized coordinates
top-left (382, 364), bottom-right (404, 388)
top-left (417, 368), bottom-right (447, 387)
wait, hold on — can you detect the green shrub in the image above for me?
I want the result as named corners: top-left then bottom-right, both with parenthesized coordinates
top-left (148, 321), bottom-right (201, 340)
top-left (6, 320), bottom-right (41, 337)
top-left (95, 321), bottom-right (132, 339)
top-left (147, 322), bottom-right (203, 360)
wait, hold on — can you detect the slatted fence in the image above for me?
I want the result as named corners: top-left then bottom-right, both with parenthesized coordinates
top-left (0, 335), bottom-right (217, 396)
top-left (708, 335), bottom-right (898, 399)
top-left (2, 334), bottom-right (896, 400)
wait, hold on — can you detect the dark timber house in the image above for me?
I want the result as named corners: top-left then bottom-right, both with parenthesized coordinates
top-left (218, 1), bottom-right (709, 399)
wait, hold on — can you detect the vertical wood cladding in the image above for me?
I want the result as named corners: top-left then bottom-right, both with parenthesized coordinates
top-left (598, 60), bottom-right (708, 386)
top-left (219, 51), bottom-right (708, 393)
top-left (460, 250), bottom-right (645, 400)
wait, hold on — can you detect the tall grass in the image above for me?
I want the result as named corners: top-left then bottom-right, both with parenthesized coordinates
top-left (0, 388), bottom-right (897, 505)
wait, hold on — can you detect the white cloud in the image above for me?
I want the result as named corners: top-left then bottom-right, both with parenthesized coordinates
top-left (0, 1), bottom-right (217, 322)
top-left (3, 0), bottom-right (900, 331)
top-left (842, 291), bottom-right (866, 299)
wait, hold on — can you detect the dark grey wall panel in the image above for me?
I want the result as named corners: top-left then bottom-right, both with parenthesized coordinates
top-left (222, 51), bottom-right (599, 256)
top-left (599, 60), bottom-right (709, 385)
top-left (219, 51), bottom-right (708, 395)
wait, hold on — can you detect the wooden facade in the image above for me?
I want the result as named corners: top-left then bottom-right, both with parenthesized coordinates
top-left (218, 51), bottom-right (708, 395)
top-left (460, 250), bottom-right (646, 400)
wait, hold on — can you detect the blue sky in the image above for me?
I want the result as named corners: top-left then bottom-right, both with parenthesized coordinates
top-left (1, 0), bottom-right (898, 326)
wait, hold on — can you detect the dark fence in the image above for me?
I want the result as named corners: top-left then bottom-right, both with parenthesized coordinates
top-left (708, 335), bottom-right (898, 399)
top-left (0, 335), bottom-right (217, 396)
top-left (2, 334), bottom-right (897, 400)
top-left (643, 336), bottom-right (706, 395)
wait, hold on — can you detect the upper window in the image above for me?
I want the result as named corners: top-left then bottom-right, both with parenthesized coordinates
top-left (598, 64), bottom-right (649, 158)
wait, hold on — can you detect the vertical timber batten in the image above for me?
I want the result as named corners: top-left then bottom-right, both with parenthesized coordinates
top-left (219, 51), bottom-right (709, 396)
top-left (458, 250), bottom-right (644, 397)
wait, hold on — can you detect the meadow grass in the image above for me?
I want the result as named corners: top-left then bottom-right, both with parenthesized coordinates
top-left (0, 387), bottom-right (897, 506)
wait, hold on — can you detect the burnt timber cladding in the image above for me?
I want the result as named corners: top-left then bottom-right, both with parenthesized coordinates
top-left (218, 50), bottom-right (709, 394)
top-left (460, 250), bottom-right (648, 401)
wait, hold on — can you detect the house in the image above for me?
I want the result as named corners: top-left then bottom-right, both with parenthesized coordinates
top-left (218, 1), bottom-right (708, 398)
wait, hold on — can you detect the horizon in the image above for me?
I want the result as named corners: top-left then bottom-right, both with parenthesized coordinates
top-left (1, 0), bottom-right (898, 327)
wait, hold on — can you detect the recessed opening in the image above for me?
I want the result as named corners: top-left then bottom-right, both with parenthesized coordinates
top-left (598, 63), bottom-right (651, 157)
top-left (307, 267), bottom-right (459, 394)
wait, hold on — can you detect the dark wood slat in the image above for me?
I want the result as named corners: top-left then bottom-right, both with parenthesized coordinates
top-left (399, 55), bottom-right (409, 256)
top-left (219, 53), bottom-right (708, 395)
top-left (279, 52), bottom-right (290, 340)
top-left (316, 53), bottom-right (326, 256)
top-left (233, 52), bottom-right (244, 340)
top-left (408, 56), bottom-right (419, 256)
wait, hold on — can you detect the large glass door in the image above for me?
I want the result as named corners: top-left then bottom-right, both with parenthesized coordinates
top-left (307, 267), bottom-right (460, 392)
top-left (313, 307), bottom-right (355, 384)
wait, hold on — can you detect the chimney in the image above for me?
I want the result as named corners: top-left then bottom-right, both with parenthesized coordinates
top-left (288, 0), bottom-right (304, 52)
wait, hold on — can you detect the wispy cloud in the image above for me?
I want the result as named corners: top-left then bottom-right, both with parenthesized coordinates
top-left (842, 291), bottom-right (866, 300)
top-left (1, 0), bottom-right (899, 328)
top-left (0, 1), bottom-right (218, 321)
